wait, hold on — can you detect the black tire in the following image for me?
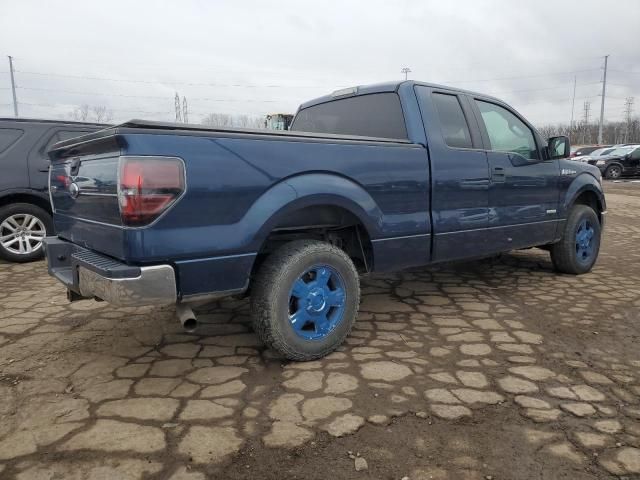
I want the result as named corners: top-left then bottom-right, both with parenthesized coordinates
top-left (604, 164), bottom-right (622, 180)
top-left (250, 240), bottom-right (360, 361)
top-left (550, 205), bottom-right (601, 275)
top-left (0, 203), bottom-right (53, 263)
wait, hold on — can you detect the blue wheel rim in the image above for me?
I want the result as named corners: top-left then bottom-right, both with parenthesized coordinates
top-left (288, 264), bottom-right (346, 341)
top-left (575, 218), bottom-right (595, 263)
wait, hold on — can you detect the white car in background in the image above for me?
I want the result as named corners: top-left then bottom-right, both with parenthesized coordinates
top-left (572, 146), bottom-right (616, 163)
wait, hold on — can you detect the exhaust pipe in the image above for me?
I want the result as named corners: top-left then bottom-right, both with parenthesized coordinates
top-left (176, 304), bottom-right (198, 333)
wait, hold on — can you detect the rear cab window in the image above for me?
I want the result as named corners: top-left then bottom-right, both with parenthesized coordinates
top-left (431, 93), bottom-right (473, 148)
top-left (291, 92), bottom-right (408, 139)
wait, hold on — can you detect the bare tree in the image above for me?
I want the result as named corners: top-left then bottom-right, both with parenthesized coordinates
top-left (202, 113), bottom-right (264, 129)
top-left (91, 105), bottom-right (113, 123)
top-left (70, 104), bottom-right (90, 122)
top-left (68, 104), bottom-right (113, 123)
top-left (536, 117), bottom-right (640, 145)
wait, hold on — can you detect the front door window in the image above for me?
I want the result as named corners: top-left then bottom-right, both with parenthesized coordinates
top-left (475, 100), bottom-right (538, 160)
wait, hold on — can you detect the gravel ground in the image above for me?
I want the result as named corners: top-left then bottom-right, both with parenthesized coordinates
top-left (0, 181), bottom-right (639, 480)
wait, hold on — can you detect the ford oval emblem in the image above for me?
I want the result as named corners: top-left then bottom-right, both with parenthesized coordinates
top-left (69, 182), bottom-right (80, 199)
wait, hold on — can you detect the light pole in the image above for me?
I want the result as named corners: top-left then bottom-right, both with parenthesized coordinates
top-left (401, 67), bottom-right (412, 80)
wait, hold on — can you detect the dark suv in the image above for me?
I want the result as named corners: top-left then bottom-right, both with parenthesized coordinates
top-left (0, 118), bottom-right (107, 262)
top-left (588, 145), bottom-right (640, 179)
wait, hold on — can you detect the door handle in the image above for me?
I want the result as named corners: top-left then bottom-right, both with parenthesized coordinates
top-left (492, 166), bottom-right (506, 183)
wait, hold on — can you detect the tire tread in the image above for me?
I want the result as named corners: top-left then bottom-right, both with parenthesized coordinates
top-left (250, 240), bottom-right (360, 361)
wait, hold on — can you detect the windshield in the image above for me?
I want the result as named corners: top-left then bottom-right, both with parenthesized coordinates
top-left (590, 147), bottom-right (614, 156)
top-left (608, 146), bottom-right (636, 156)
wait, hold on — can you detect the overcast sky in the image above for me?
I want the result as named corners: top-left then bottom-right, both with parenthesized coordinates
top-left (1, 0), bottom-right (639, 126)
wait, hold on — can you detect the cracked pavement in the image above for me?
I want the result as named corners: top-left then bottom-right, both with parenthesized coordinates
top-left (0, 182), bottom-right (640, 480)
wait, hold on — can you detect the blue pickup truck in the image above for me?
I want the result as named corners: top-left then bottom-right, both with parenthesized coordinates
top-left (43, 81), bottom-right (606, 360)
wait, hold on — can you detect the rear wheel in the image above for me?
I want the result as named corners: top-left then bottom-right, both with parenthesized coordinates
top-left (604, 164), bottom-right (622, 179)
top-left (0, 203), bottom-right (53, 263)
top-left (250, 240), bottom-right (360, 361)
top-left (550, 205), bottom-right (601, 274)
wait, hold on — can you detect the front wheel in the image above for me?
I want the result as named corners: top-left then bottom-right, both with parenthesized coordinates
top-left (250, 240), bottom-right (360, 361)
top-left (550, 205), bottom-right (601, 274)
top-left (604, 164), bottom-right (622, 180)
top-left (0, 203), bottom-right (53, 263)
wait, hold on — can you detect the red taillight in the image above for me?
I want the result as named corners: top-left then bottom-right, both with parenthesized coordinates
top-left (55, 174), bottom-right (70, 188)
top-left (118, 156), bottom-right (185, 226)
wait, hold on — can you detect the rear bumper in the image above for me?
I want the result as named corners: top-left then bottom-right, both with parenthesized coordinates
top-left (43, 237), bottom-right (177, 307)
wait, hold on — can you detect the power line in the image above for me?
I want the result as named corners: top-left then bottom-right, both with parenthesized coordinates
top-left (442, 68), bottom-right (601, 85)
top-left (14, 70), bottom-right (344, 89)
top-left (15, 86), bottom-right (280, 103)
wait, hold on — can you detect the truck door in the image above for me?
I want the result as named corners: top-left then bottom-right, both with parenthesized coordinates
top-left (414, 86), bottom-right (492, 261)
top-left (470, 98), bottom-right (560, 251)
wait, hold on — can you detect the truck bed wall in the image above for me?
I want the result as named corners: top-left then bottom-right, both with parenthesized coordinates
top-left (53, 132), bottom-right (431, 299)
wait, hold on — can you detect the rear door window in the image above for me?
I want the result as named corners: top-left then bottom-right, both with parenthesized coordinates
top-left (0, 128), bottom-right (24, 154)
top-left (291, 93), bottom-right (408, 139)
top-left (432, 93), bottom-right (473, 148)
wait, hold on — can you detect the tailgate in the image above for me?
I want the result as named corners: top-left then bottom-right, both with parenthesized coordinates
top-left (48, 130), bottom-right (129, 259)
top-left (50, 155), bottom-right (121, 225)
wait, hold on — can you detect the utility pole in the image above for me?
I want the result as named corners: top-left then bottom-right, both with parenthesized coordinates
top-left (570, 75), bottom-right (576, 130)
top-left (7, 56), bottom-right (18, 117)
top-left (597, 54), bottom-right (609, 144)
top-left (401, 67), bottom-right (411, 81)
top-left (581, 101), bottom-right (591, 144)
top-left (182, 96), bottom-right (188, 123)
top-left (174, 92), bottom-right (182, 123)
top-left (623, 97), bottom-right (634, 143)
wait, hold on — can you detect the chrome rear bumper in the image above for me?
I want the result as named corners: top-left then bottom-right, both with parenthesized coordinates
top-left (44, 236), bottom-right (177, 307)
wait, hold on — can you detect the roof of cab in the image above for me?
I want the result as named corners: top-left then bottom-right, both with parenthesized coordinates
top-left (298, 80), bottom-right (503, 110)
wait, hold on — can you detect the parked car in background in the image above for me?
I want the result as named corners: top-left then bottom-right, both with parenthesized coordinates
top-left (571, 145), bottom-right (612, 162)
top-left (0, 118), bottom-right (107, 262)
top-left (571, 146), bottom-right (616, 163)
top-left (571, 145), bottom-right (611, 160)
top-left (43, 81), bottom-right (605, 361)
top-left (589, 145), bottom-right (640, 179)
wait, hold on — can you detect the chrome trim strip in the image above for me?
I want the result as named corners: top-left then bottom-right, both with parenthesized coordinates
top-left (78, 264), bottom-right (176, 307)
top-left (79, 192), bottom-right (118, 197)
top-left (436, 219), bottom-right (559, 236)
top-left (371, 233), bottom-right (431, 243)
top-left (176, 252), bottom-right (257, 263)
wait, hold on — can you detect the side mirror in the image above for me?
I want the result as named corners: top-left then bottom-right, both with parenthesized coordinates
top-left (548, 136), bottom-right (570, 160)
